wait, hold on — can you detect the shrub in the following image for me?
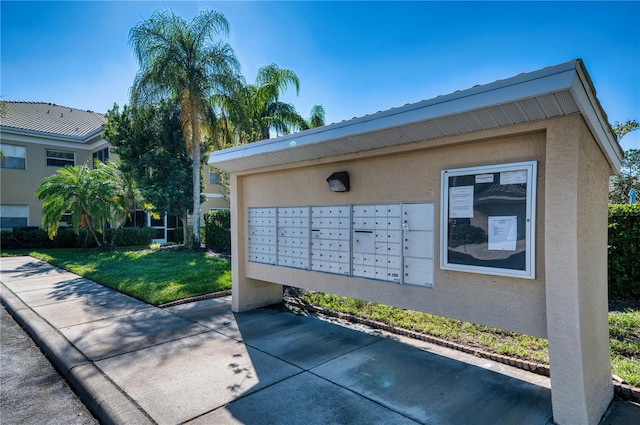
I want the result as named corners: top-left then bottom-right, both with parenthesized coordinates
top-left (609, 204), bottom-right (640, 298)
top-left (172, 227), bottom-right (184, 244)
top-left (108, 227), bottom-right (157, 247)
top-left (1, 227), bottom-right (157, 249)
top-left (52, 228), bottom-right (86, 247)
top-left (2, 228), bottom-right (53, 249)
top-left (203, 209), bottom-right (231, 253)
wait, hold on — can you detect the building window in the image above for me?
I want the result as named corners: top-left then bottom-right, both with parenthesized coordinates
top-left (209, 170), bottom-right (221, 185)
top-left (0, 205), bottom-right (28, 230)
top-left (46, 149), bottom-right (75, 167)
top-left (0, 144), bottom-right (26, 170)
top-left (92, 147), bottom-right (109, 164)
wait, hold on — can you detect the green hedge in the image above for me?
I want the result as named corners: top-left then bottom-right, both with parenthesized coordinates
top-left (609, 204), bottom-right (640, 298)
top-left (1, 227), bottom-right (157, 250)
top-left (110, 227), bottom-right (158, 247)
top-left (203, 209), bottom-right (231, 253)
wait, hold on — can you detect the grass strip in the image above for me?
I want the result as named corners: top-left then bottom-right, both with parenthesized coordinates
top-left (4, 247), bottom-right (231, 306)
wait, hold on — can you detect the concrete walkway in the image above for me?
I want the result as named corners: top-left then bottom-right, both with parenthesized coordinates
top-left (1, 256), bottom-right (637, 425)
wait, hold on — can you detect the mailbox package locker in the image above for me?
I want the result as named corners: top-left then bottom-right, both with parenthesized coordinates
top-left (402, 203), bottom-right (435, 286)
top-left (247, 203), bottom-right (435, 287)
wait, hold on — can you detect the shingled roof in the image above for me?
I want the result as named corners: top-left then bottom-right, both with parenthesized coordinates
top-left (0, 101), bottom-right (106, 143)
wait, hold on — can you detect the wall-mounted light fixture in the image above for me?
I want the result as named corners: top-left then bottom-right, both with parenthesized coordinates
top-left (326, 171), bottom-right (350, 192)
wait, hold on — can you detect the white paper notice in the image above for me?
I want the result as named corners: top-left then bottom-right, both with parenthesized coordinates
top-left (475, 174), bottom-right (494, 184)
top-left (500, 170), bottom-right (527, 185)
top-left (488, 216), bottom-right (518, 251)
top-left (449, 186), bottom-right (474, 218)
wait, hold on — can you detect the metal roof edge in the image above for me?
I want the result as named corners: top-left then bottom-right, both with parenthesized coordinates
top-left (208, 59), bottom-right (621, 173)
top-left (569, 59), bottom-right (623, 172)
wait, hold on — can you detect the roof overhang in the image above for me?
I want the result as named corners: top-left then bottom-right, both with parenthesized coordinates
top-left (0, 125), bottom-right (105, 144)
top-left (208, 59), bottom-right (623, 174)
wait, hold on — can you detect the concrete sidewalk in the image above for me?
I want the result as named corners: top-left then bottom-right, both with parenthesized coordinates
top-left (1, 256), bottom-right (637, 425)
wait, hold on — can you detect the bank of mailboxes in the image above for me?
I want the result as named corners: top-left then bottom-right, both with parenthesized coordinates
top-left (310, 205), bottom-right (351, 275)
top-left (277, 207), bottom-right (310, 269)
top-left (247, 207), bottom-right (277, 264)
top-left (247, 203), bottom-right (434, 287)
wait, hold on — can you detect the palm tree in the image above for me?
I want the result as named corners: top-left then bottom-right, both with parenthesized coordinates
top-left (303, 105), bottom-right (326, 129)
top-left (94, 160), bottom-right (145, 245)
top-left (129, 8), bottom-right (240, 246)
top-left (36, 163), bottom-right (115, 246)
top-left (213, 64), bottom-right (307, 144)
top-left (250, 63), bottom-right (308, 140)
top-left (208, 76), bottom-right (251, 148)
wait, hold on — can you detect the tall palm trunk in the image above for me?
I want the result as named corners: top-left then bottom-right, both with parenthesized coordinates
top-left (191, 111), bottom-right (201, 246)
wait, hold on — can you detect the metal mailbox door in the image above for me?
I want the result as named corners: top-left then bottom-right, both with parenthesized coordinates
top-left (404, 258), bottom-right (434, 286)
top-left (402, 203), bottom-right (434, 231)
top-left (403, 231), bottom-right (434, 258)
top-left (353, 231), bottom-right (375, 254)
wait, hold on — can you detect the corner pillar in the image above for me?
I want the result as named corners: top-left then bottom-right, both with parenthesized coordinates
top-left (544, 118), bottom-right (613, 425)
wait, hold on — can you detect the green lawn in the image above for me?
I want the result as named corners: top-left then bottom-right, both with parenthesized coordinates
top-left (3, 247), bottom-right (231, 306)
top-left (609, 308), bottom-right (640, 387)
top-left (2, 247), bottom-right (637, 387)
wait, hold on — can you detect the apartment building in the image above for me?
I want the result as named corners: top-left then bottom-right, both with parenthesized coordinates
top-left (0, 101), bottom-right (227, 241)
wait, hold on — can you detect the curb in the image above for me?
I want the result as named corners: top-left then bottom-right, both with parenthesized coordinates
top-left (0, 283), bottom-right (153, 425)
top-left (283, 297), bottom-right (640, 402)
top-left (158, 290), bottom-right (232, 308)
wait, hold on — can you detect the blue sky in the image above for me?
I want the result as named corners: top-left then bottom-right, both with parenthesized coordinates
top-left (2, 1), bottom-right (639, 150)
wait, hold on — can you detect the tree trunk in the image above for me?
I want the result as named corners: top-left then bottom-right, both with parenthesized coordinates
top-left (261, 126), bottom-right (270, 141)
top-left (191, 115), bottom-right (201, 248)
top-left (84, 218), bottom-right (102, 247)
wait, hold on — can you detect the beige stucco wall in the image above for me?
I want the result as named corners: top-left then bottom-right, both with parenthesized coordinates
top-left (232, 122), bottom-right (549, 338)
top-left (1, 133), bottom-right (227, 234)
top-left (1, 137), bottom-right (107, 229)
top-left (544, 116), bottom-right (612, 425)
top-left (200, 180), bottom-right (229, 224)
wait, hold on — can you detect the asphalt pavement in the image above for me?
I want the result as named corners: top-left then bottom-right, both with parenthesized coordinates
top-left (1, 255), bottom-right (638, 425)
top-left (1, 304), bottom-right (98, 424)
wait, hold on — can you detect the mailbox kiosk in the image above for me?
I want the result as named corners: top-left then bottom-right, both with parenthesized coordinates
top-left (208, 59), bottom-right (622, 425)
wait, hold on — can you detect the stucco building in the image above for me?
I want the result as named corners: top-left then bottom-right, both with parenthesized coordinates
top-left (1, 101), bottom-right (227, 240)
top-left (208, 59), bottom-right (622, 425)
top-left (1, 102), bottom-right (109, 231)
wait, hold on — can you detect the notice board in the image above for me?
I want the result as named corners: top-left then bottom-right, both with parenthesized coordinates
top-left (440, 161), bottom-right (537, 279)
